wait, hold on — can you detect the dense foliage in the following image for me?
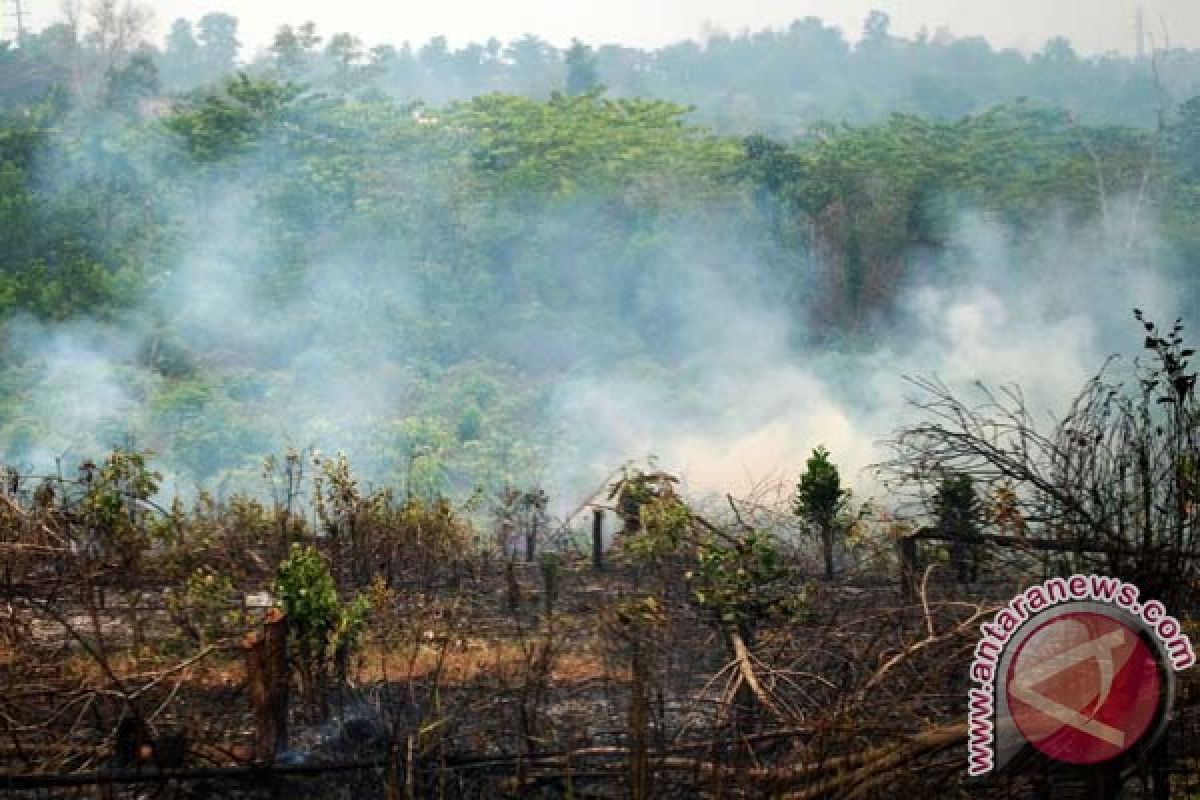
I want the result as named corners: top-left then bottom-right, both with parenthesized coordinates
top-left (0, 7), bottom-right (1198, 500)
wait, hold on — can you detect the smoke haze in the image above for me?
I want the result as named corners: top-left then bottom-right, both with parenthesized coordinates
top-left (3, 151), bottom-right (1173, 514)
top-left (18, 0), bottom-right (1200, 56)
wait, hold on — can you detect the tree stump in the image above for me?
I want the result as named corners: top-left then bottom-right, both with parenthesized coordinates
top-left (243, 608), bottom-right (289, 762)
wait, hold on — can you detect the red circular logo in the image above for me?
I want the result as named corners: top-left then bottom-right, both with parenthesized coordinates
top-left (1006, 611), bottom-right (1162, 764)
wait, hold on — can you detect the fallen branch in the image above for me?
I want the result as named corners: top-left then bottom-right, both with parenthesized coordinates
top-left (727, 629), bottom-right (783, 719)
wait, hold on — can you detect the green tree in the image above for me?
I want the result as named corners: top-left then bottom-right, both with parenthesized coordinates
top-left (564, 38), bottom-right (599, 95)
top-left (275, 544), bottom-right (369, 719)
top-left (161, 18), bottom-right (200, 90)
top-left (0, 35), bottom-right (68, 107)
top-left (931, 472), bottom-right (983, 584)
top-left (164, 74), bottom-right (300, 163)
top-left (197, 12), bottom-right (240, 83)
top-left (103, 50), bottom-right (158, 113)
top-left (504, 34), bottom-right (558, 95)
top-left (1170, 96), bottom-right (1200, 183)
top-left (270, 22), bottom-right (321, 79)
top-left (794, 446), bottom-right (849, 579)
top-left (324, 33), bottom-right (366, 91)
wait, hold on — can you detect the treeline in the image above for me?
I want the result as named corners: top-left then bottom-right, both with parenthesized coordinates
top-left (4, 7), bottom-right (1200, 133)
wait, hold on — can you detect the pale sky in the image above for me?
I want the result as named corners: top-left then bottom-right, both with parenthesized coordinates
top-left (14, 0), bottom-right (1200, 57)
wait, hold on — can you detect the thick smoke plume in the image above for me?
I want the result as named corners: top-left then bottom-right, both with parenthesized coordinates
top-left (549, 207), bottom-right (1175, 507)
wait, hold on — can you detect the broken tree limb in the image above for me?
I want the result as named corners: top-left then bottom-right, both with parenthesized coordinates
top-left (727, 629), bottom-right (782, 719)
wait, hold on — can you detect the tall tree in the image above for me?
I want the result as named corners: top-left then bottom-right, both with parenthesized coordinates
top-left (270, 22), bottom-right (321, 80)
top-left (85, 0), bottom-right (152, 75)
top-left (564, 38), bottom-right (599, 95)
top-left (504, 34), bottom-right (557, 96)
top-left (862, 10), bottom-right (892, 45)
top-left (197, 12), bottom-right (239, 83)
top-left (160, 18), bottom-right (199, 90)
top-left (325, 33), bottom-right (365, 91)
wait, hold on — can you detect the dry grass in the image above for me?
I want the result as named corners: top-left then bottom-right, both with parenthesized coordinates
top-left (355, 639), bottom-right (608, 686)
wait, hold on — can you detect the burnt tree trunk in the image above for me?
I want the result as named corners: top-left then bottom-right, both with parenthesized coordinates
top-left (629, 636), bottom-right (649, 800)
top-left (821, 525), bottom-right (835, 580)
top-left (525, 515), bottom-right (538, 564)
top-left (244, 608), bottom-right (289, 762)
top-left (498, 521), bottom-right (514, 558)
top-left (897, 535), bottom-right (918, 598)
top-left (592, 509), bottom-right (605, 571)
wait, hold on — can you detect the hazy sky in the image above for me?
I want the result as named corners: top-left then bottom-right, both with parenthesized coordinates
top-left (14, 0), bottom-right (1200, 56)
